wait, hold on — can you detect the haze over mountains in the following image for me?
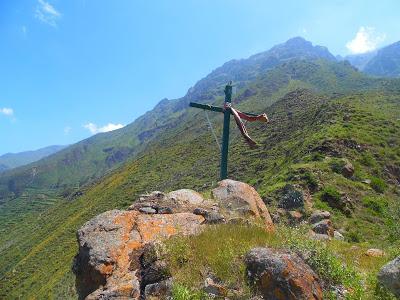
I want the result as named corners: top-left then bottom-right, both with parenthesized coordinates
top-left (0, 145), bottom-right (66, 173)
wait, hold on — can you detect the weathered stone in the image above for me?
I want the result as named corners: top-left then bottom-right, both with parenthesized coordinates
top-left (342, 161), bottom-right (355, 178)
top-left (167, 189), bottom-right (204, 205)
top-left (141, 260), bottom-right (170, 287)
top-left (287, 210), bottom-right (303, 224)
top-left (245, 247), bottom-right (323, 299)
top-left (74, 182), bottom-right (274, 299)
top-left (362, 179), bottom-right (372, 184)
top-left (309, 210), bottom-right (331, 224)
top-left (312, 219), bottom-right (334, 237)
top-left (212, 179), bottom-right (274, 231)
top-left (310, 232), bottom-right (331, 241)
top-left (204, 211), bottom-right (225, 224)
top-left (144, 278), bottom-right (173, 300)
top-left (193, 207), bottom-right (208, 216)
top-left (378, 256), bottom-right (400, 297)
top-left (140, 242), bottom-right (167, 269)
top-left (203, 277), bottom-right (228, 297)
top-left (157, 206), bottom-right (173, 214)
top-left (366, 248), bottom-right (385, 257)
top-left (333, 230), bottom-right (345, 241)
top-left (73, 210), bottom-right (204, 299)
top-left (139, 207), bottom-right (157, 214)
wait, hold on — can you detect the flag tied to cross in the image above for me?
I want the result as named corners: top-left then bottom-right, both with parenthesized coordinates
top-left (224, 102), bottom-right (269, 148)
top-left (189, 82), bottom-right (270, 180)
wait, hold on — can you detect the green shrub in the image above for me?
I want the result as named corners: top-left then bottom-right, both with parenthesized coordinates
top-left (362, 196), bottom-right (387, 215)
top-left (311, 152), bottom-right (325, 161)
top-left (302, 171), bottom-right (319, 191)
top-left (329, 159), bottom-right (346, 174)
top-left (171, 284), bottom-right (209, 300)
top-left (360, 152), bottom-right (377, 167)
top-left (370, 177), bottom-right (386, 193)
top-left (321, 186), bottom-right (341, 203)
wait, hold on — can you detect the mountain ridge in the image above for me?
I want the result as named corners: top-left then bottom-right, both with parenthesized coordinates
top-left (0, 37), bottom-right (347, 201)
top-left (0, 145), bottom-right (66, 172)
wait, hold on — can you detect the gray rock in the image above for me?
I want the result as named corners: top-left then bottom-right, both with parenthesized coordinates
top-left (378, 256), bottom-right (400, 297)
top-left (342, 161), bottom-right (354, 178)
top-left (203, 277), bottom-right (227, 297)
top-left (144, 278), bottom-right (173, 299)
top-left (244, 247), bottom-right (323, 299)
top-left (139, 207), bottom-right (157, 214)
top-left (157, 206), bottom-right (173, 214)
top-left (212, 179), bottom-right (274, 231)
top-left (333, 230), bottom-right (344, 241)
top-left (309, 210), bottom-right (331, 224)
top-left (141, 260), bottom-right (170, 287)
top-left (312, 219), bottom-right (334, 236)
top-left (204, 211), bottom-right (225, 224)
top-left (310, 233), bottom-right (331, 241)
top-left (167, 189), bottom-right (204, 205)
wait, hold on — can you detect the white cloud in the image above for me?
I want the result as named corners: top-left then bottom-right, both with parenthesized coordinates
top-left (22, 26), bottom-right (27, 35)
top-left (0, 108), bottom-right (14, 116)
top-left (35, 0), bottom-right (61, 27)
top-left (346, 26), bottom-right (386, 54)
top-left (64, 126), bottom-right (71, 135)
top-left (84, 123), bottom-right (125, 134)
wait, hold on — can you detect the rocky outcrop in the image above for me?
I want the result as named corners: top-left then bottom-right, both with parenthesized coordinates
top-left (245, 247), bottom-right (323, 299)
top-left (378, 256), bottom-right (400, 297)
top-left (309, 210), bottom-right (335, 239)
top-left (212, 179), bottom-right (274, 231)
top-left (73, 180), bottom-right (274, 299)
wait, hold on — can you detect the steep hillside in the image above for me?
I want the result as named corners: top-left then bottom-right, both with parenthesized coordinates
top-left (0, 80), bottom-right (399, 298)
top-left (0, 37), bottom-right (339, 203)
top-left (344, 51), bottom-right (377, 71)
top-left (0, 38), bottom-right (399, 299)
top-left (344, 40), bottom-right (400, 78)
top-left (0, 145), bottom-right (66, 172)
top-left (364, 41), bottom-right (400, 77)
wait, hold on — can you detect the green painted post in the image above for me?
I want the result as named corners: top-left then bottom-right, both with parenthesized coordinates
top-left (220, 82), bottom-right (232, 180)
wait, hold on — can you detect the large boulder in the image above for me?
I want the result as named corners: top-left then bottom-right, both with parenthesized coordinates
top-left (245, 247), bottom-right (323, 300)
top-left (212, 179), bottom-right (274, 231)
top-left (73, 209), bottom-right (204, 299)
top-left (378, 256), bottom-right (400, 297)
top-left (74, 181), bottom-right (274, 299)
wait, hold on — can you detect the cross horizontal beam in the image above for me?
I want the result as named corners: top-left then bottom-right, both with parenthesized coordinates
top-left (189, 102), bottom-right (259, 117)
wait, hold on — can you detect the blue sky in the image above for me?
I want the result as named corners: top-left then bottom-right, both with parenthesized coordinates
top-left (1, 0), bottom-right (399, 155)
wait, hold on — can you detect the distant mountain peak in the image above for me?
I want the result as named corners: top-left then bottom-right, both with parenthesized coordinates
top-left (284, 36), bottom-right (311, 47)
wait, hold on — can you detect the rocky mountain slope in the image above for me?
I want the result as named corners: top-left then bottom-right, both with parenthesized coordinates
top-left (0, 37), bottom-right (370, 203)
top-left (0, 38), bottom-right (399, 299)
top-left (344, 40), bottom-right (400, 77)
top-left (364, 41), bottom-right (400, 77)
top-left (0, 145), bottom-right (66, 172)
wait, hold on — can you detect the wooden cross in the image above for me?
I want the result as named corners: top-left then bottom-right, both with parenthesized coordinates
top-left (189, 82), bottom-right (263, 180)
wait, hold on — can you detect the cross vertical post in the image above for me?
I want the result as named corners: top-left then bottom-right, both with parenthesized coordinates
top-left (220, 82), bottom-right (232, 180)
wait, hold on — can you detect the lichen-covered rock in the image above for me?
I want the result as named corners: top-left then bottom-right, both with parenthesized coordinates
top-left (212, 179), bottom-right (274, 231)
top-left (73, 210), bottom-right (204, 299)
top-left (245, 247), bottom-right (323, 300)
top-left (378, 256), bottom-right (400, 297)
top-left (74, 181), bottom-right (274, 299)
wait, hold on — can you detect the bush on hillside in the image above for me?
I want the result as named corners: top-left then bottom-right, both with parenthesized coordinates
top-left (370, 177), bottom-right (386, 193)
